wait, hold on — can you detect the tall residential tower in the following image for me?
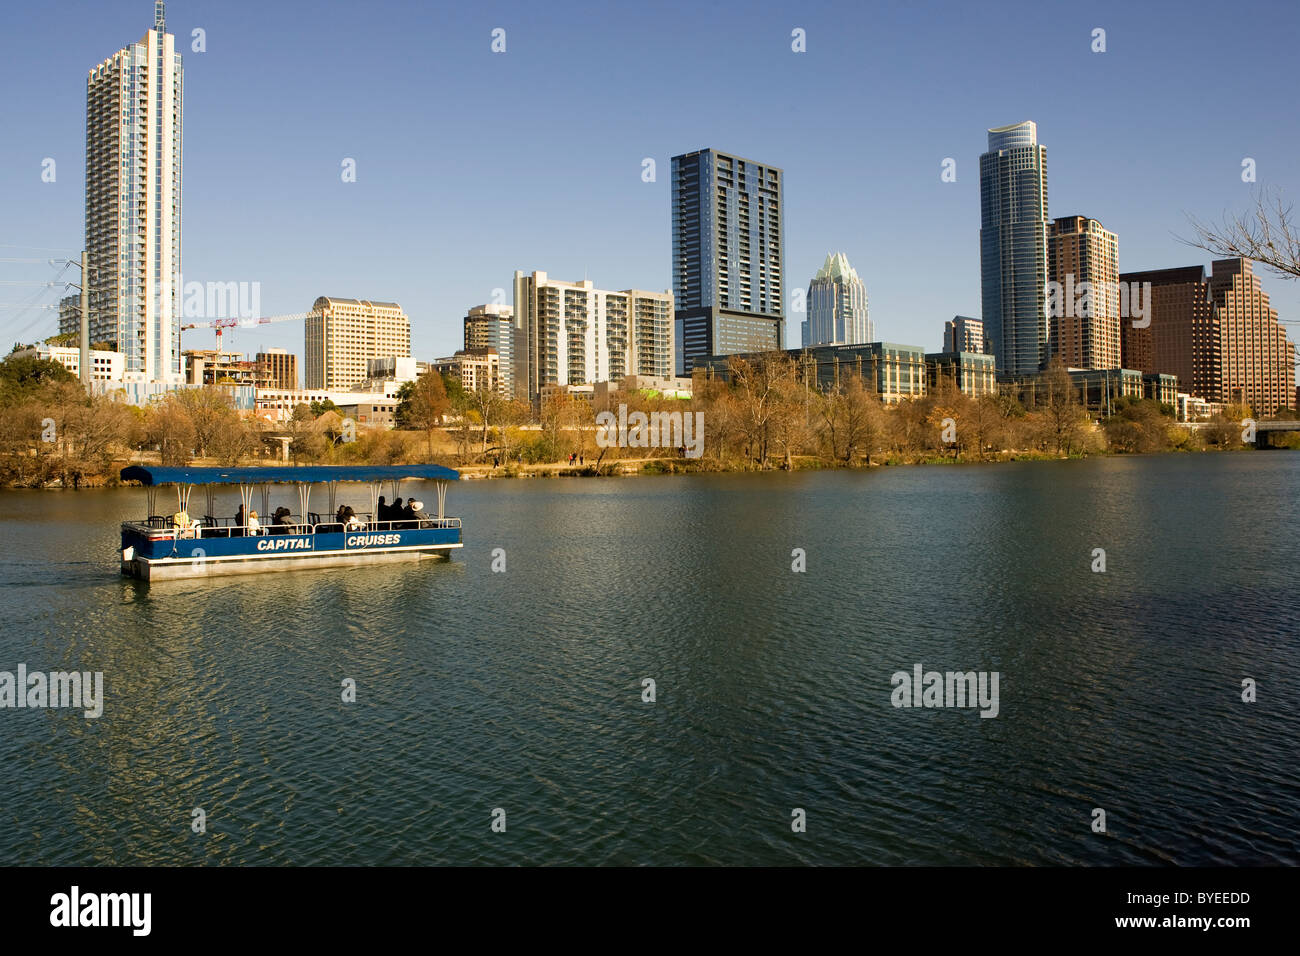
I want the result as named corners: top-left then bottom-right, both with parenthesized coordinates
top-left (979, 121), bottom-right (1049, 377)
top-left (85, 1), bottom-right (184, 383)
top-left (1047, 215), bottom-right (1120, 369)
top-left (671, 148), bottom-right (785, 373)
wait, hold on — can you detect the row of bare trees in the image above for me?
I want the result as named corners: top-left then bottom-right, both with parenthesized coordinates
top-left (0, 351), bottom-right (1278, 486)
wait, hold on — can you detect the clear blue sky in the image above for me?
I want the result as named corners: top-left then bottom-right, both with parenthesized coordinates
top-left (2, 0), bottom-right (1297, 359)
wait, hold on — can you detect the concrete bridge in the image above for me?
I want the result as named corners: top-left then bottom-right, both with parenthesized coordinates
top-left (1254, 421), bottom-right (1300, 447)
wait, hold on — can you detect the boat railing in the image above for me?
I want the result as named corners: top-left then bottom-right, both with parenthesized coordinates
top-left (124, 515), bottom-right (462, 539)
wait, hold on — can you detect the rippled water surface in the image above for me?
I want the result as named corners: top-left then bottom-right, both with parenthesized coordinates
top-left (1, 453), bottom-right (1297, 865)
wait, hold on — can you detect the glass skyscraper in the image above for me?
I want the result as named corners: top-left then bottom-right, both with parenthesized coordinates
top-left (671, 148), bottom-right (785, 374)
top-left (805, 252), bottom-right (871, 347)
top-left (85, 1), bottom-right (183, 383)
top-left (979, 121), bottom-right (1049, 377)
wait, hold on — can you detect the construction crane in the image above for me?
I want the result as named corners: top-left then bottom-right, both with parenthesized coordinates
top-left (181, 310), bottom-right (320, 350)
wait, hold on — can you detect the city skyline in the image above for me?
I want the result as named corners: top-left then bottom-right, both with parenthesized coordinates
top-left (2, 0), bottom-right (1299, 362)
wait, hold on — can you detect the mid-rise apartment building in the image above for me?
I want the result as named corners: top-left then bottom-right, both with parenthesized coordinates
top-left (511, 271), bottom-right (673, 403)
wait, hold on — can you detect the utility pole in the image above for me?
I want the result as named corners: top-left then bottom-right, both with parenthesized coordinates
top-left (79, 250), bottom-right (89, 387)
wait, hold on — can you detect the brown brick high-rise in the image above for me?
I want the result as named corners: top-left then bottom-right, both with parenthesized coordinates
top-left (1048, 216), bottom-right (1120, 369)
top-left (1120, 259), bottom-right (1294, 415)
top-left (1119, 266), bottom-right (1225, 402)
top-left (1208, 259), bottom-right (1295, 415)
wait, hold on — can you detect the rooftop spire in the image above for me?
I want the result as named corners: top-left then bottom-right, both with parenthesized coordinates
top-left (154, 0), bottom-right (165, 31)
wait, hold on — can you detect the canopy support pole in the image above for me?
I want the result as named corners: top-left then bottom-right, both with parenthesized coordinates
top-left (298, 483), bottom-right (312, 527)
top-left (436, 480), bottom-right (447, 520)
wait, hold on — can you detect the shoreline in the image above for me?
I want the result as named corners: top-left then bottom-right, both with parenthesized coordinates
top-left (0, 445), bottom-right (1275, 490)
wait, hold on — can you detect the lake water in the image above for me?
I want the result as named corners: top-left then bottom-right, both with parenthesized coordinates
top-left (1, 452), bottom-right (1297, 865)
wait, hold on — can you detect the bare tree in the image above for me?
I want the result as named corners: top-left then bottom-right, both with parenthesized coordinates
top-left (731, 353), bottom-right (796, 467)
top-left (172, 387), bottom-right (241, 459)
top-left (818, 372), bottom-right (881, 464)
top-left (1185, 186), bottom-right (1300, 281)
top-left (1041, 359), bottom-right (1084, 456)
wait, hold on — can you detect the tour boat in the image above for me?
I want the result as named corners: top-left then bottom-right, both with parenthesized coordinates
top-left (118, 464), bottom-right (463, 580)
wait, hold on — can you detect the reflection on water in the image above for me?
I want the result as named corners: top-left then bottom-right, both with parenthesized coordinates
top-left (0, 454), bottom-right (1297, 865)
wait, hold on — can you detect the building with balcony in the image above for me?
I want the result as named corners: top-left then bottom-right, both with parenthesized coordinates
top-left (671, 148), bottom-right (785, 372)
top-left (83, 1), bottom-right (184, 383)
top-left (511, 271), bottom-right (672, 404)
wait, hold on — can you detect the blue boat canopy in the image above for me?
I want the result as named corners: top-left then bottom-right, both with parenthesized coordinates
top-left (120, 464), bottom-right (460, 486)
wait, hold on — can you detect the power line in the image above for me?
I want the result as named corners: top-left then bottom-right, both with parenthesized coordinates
top-left (0, 244), bottom-right (79, 254)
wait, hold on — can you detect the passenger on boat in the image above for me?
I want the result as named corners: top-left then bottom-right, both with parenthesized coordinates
top-left (342, 506), bottom-right (365, 531)
top-left (376, 496), bottom-right (389, 522)
top-left (389, 497), bottom-right (404, 528)
top-left (173, 510), bottom-right (199, 539)
top-left (408, 500), bottom-right (429, 528)
top-left (271, 507), bottom-right (295, 533)
top-left (247, 510), bottom-right (262, 535)
top-left (233, 504), bottom-right (246, 537)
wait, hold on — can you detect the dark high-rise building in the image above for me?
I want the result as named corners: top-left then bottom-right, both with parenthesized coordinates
top-left (1119, 266), bottom-right (1224, 403)
top-left (979, 121), bottom-right (1049, 377)
top-left (671, 148), bottom-right (785, 374)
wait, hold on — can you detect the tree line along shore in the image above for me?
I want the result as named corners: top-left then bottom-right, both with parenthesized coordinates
top-left (0, 350), bottom-right (1292, 489)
